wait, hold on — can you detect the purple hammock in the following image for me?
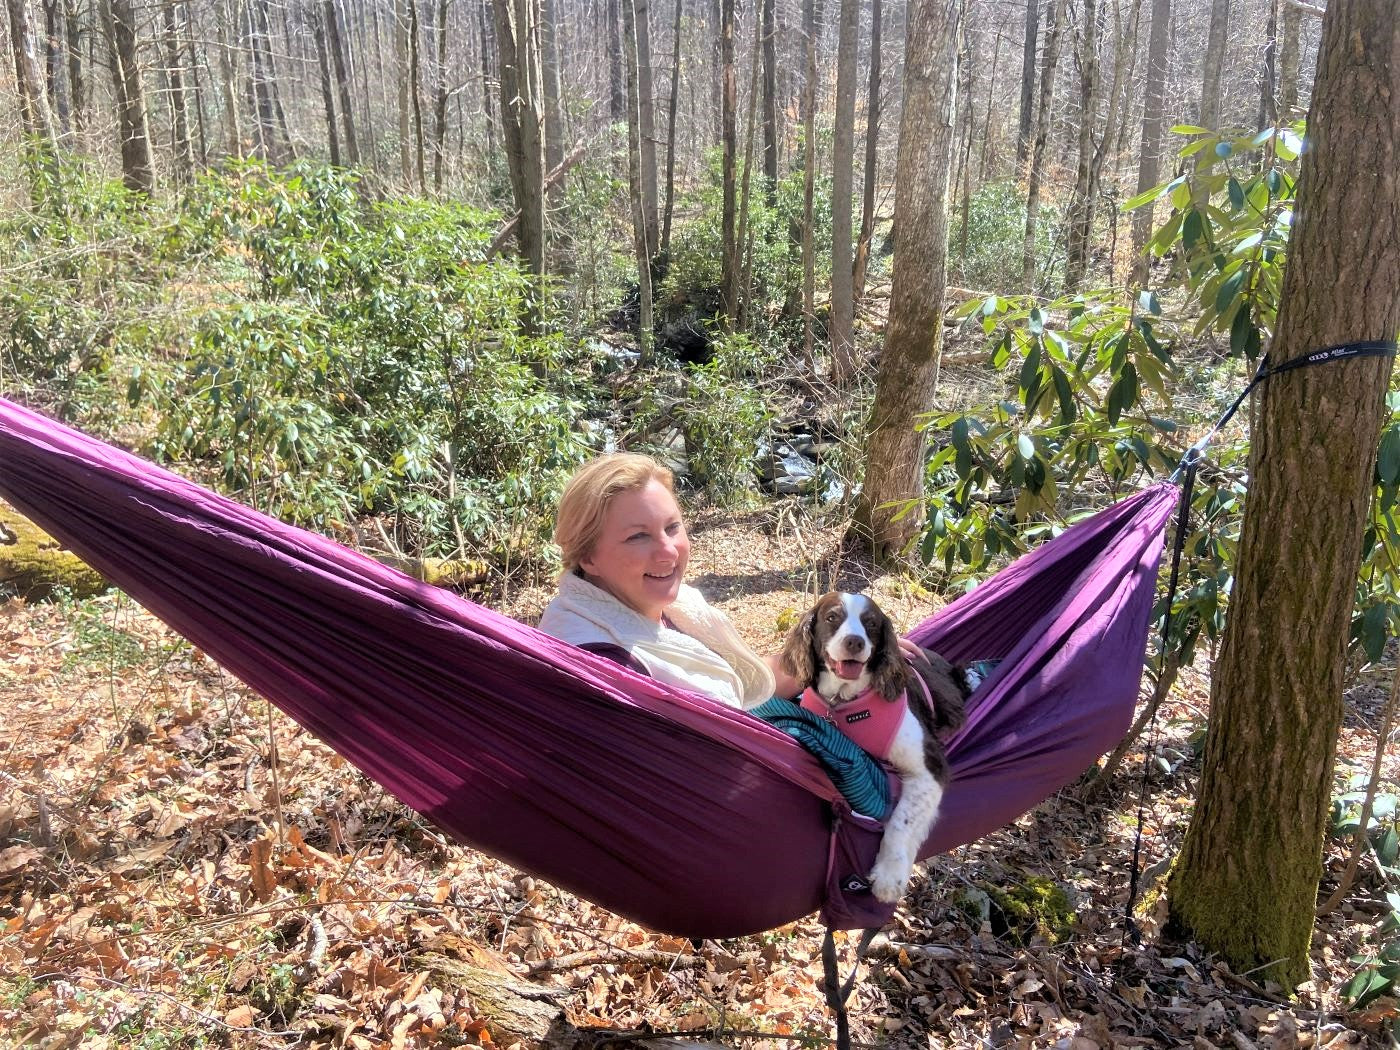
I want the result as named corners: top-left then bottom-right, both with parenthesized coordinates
top-left (0, 397), bottom-right (1178, 938)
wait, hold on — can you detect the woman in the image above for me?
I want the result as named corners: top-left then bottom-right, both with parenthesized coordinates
top-left (539, 453), bottom-right (797, 707)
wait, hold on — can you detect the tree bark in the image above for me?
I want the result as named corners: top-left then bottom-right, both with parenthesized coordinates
top-left (103, 0), bottom-right (156, 192)
top-left (216, 0), bottom-right (242, 157)
top-left (409, 0), bottom-right (427, 189)
top-left (40, 0), bottom-right (68, 135)
top-left (828, 0), bottom-right (860, 379)
top-left (1126, 0), bottom-right (1169, 286)
top-left (1258, 0), bottom-right (1280, 130)
top-left (1167, 0), bottom-right (1400, 991)
top-left (313, 0), bottom-right (341, 165)
top-left (607, 0), bottom-right (625, 120)
top-left (479, 0), bottom-right (497, 154)
top-left (1277, 0), bottom-right (1302, 118)
top-left (760, 0), bottom-right (777, 198)
top-left (718, 0), bottom-right (738, 322)
top-left (1198, 0), bottom-right (1230, 128)
top-left (1015, 0), bottom-right (1039, 169)
top-left (433, 0), bottom-right (451, 188)
top-left (623, 0), bottom-right (655, 360)
top-left (853, 0), bottom-right (960, 560)
top-left (852, 0), bottom-right (882, 301)
top-left (635, 0), bottom-right (659, 251)
top-left (1021, 0), bottom-right (1062, 291)
top-left (397, 0), bottom-right (414, 182)
top-left (492, 0), bottom-right (547, 309)
top-left (660, 0), bottom-right (683, 259)
top-left (324, 0), bottom-right (359, 165)
top-left (1064, 0), bottom-right (1100, 292)
top-left (540, 0), bottom-right (565, 199)
top-left (800, 0), bottom-right (818, 365)
top-left (8, 0), bottom-right (59, 146)
top-left (62, 0), bottom-right (83, 135)
top-left (162, 0), bottom-right (192, 181)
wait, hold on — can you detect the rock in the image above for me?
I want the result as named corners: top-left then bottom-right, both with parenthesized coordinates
top-left (0, 504), bottom-right (108, 601)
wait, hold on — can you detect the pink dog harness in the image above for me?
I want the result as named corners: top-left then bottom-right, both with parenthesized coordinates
top-left (800, 686), bottom-right (906, 762)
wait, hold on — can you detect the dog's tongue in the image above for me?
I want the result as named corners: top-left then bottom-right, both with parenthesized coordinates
top-left (832, 659), bottom-right (865, 681)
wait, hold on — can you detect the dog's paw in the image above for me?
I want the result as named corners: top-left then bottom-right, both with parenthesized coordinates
top-left (869, 854), bottom-right (911, 903)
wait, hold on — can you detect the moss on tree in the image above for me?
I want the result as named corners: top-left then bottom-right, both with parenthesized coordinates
top-left (0, 506), bottom-right (108, 601)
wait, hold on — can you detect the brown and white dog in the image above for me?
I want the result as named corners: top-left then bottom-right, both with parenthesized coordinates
top-left (780, 591), bottom-right (970, 903)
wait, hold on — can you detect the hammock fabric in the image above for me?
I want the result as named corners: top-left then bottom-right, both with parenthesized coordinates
top-left (0, 397), bottom-right (1179, 939)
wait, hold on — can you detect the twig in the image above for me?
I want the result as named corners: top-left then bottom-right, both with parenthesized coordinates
top-left (1318, 658), bottom-right (1400, 915)
top-left (485, 142), bottom-right (588, 258)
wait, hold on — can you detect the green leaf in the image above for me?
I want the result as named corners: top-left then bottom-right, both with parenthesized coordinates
top-left (1017, 433), bottom-right (1035, 461)
top-left (1138, 290), bottom-right (1162, 316)
top-left (1216, 268), bottom-right (1247, 314)
top-left (1227, 178), bottom-right (1246, 211)
top-left (1020, 343), bottom-right (1042, 394)
top-left (1378, 427), bottom-right (1400, 485)
top-left (981, 294), bottom-right (1000, 316)
top-left (1028, 308), bottom-right (1044, 335)
top-left (1360, 603), bottom-right (1389, 663)
top-left (1052, 366), bottom-right (1076, 426)
top-left (1182, 210), bottom-right (1205, 253)
top-left (1122, 182), bottom-right (1169, 211)
top-left (1230, 304), bottom-right (1254, 355)
top-left (1171, 124), bottom-right (1210, 135)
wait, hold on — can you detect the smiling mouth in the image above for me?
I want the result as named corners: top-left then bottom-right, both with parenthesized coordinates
top-left (828, 658), bottom-right (867, 681)
top-left (645, 569), bottom-right (677, 581)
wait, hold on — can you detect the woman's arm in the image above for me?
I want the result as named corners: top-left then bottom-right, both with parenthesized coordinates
top-left (766, 653), bottom-right (801, 700)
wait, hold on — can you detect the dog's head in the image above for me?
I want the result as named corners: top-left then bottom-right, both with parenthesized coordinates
top-left (780, 591), bottom-right (905, 702)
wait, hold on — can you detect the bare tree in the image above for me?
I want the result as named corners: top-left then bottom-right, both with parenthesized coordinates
top-left (1127, 0), bottom-right (1169, 285)
top-left (854, 0), bottom-right (961, 559)
top-left (1064, 0), bottom-right (1101, 291)
top-left (1198, 0), bottom-right (1230, 128)
top-left (1021, 0), bottom-right (1062, 290)
top-left (852, 0), bottom-right (883, 300)
top-left (719, 0), bottom-right (737, 322)
top-left (622, 0), bottom-right (654, 359)
top-left (492, 0), bottom-right (547, 305)
top-left (102, 0), bottom-right (156, 192)
top-left (660, 0), bottom-right (683, 258)
top-left (828, 0), bottom-right (860, 379)
top-left (1015, 0), bottom-right (1039, 168)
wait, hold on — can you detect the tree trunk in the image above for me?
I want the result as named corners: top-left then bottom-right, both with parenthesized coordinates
top-left (325, 0), bottom-right (358, 165)
top-left (1021, 0), bottom-right (1062, 291)
top-left (163, 0), bottom-right (193, 182)
top-left (492, 0), bottom-right (547, 306)
top-left (433, 0), bottom-right (450, 189)
top-left (409, 0), bottom-right (427, 189)
top-left (1198, 0), bottom-right (1229, 128)
top-left (622, 0), bottom-right (654, 361)
top-left (828, 0), bottom-right (860, 379)
top-left (1063, 0), bottom-right (1100, 292)
top-left (40, 0), bottom-right (69, 135)
top-left (635, 0), bottom-right (659, 251)
top-left (103, 0), bottom-right (156, 192)
top-left (735, 0), bottom-right (762, 328)
top-left (62, 0), bottom-right (83, 135)
top-left (8, 0), bottom-right (59, 146)
top-left (660, 0), bottom-right (683, 258)
top-left (852, 0), bottom-right (882, 301)
top-left (1126, 0), bottom-right (1169, 286)
top-left (1258, 0), bottom-right (1279, 130)
top-left (1015, 0), bottom-right (1039, 169)
top-left (540, 0), bottom-right (564, 200)
top-left (718, 0), bottom-right (738, 322)
top-left (247, 0), bottom-right (290, 163)
top-left (760, 0), bottom-right (777, 198)
top-left (313, 1), bottom-right (341, 165)
top-left (1167, 0), bottom-right (1400, 991)
top-left (607, 0), bottom-right (625, 120)
top-left (800, 0), bottom-right (818, 366)
top-left (479, 0), bottom-right (497, 153)
top-left (397, 0), bottom-right (414, 182)
top-left (852, 0), bottom-right (960, 560)
top-left (216, 0), bottom-right (242, 157)
top-left (1277, 1), bottom-right (1301, 118)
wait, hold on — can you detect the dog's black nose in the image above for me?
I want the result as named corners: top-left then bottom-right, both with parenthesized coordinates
top-left (841, 635), bottom-right (864, 656)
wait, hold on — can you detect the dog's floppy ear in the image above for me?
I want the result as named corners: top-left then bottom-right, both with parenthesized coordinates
top-left (867, 609), bottom-right (906, 702)
top-left (780, 608), bottom-right (818, 688)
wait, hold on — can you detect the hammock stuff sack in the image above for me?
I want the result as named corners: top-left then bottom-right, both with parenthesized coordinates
top-left (0, 397), bottom-right (1179, 938)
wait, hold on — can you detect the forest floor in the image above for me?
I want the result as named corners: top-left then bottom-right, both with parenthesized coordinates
top-left (3, 481), bottom-right (1399, 1050)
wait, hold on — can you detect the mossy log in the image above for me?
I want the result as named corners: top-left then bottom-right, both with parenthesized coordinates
top-left (415, 946), bottom-right (566, 1044)
top-left (0, 504), bottom-right (108, 601)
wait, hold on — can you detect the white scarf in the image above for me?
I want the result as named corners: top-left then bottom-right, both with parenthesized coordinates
top-left (538, 572), bottom-right (775, 708)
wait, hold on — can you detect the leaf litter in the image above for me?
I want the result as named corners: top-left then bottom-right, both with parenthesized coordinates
top-left (1, 506), bottom-right (1397, 1048)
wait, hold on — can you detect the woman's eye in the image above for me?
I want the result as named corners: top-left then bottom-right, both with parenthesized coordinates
top-left (665, 522), bottom-right (682, 535)
top-left (626, 532), bottom-right (648, 542)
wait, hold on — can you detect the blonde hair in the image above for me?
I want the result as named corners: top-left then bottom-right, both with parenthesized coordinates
top-left (555, 454), bottom-right (676, 576)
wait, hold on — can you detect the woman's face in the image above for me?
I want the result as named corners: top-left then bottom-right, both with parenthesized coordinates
top-left (580, 479), bottom-right (691, 623)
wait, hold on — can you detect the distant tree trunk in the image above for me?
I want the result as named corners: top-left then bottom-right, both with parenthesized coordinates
top-left (607, 0), bottom-right (625, 120)
top-left (660, 0), bottom-right (682, 258)
top-left (828, 0), bottom-right (860, 379)
top-left (103, 0), bottom-right (156, 192)
top-left (409, 0), bottom-right (427, 189)
top-left (977, 27), bottom-right (1003, 182)
top-left (955, 26), bottom-right (973, 275)
top-left (324, 0), bottom-right (358, 164)
top-left (1168, 0), bottom-right (1400, 991)
top-left (479, 0), bottom-right (497, 153)
top-left (719, 0), bottom-right (738, 322)
top-left (852, 0), bottom-right (882, 301)
top-left (247, 0), bottom-right (290, 163)
top-left (1016, 0), bottom-right (1039, 169)
top-left (635, 0), bottom-right (659, 252)
top-left (8, 0), bottom-right (59, 147)
top-left (184, 15), bottom-right (207, 164)
top-left (397, 0), bottom-right (414, 182)
top-left (1277, 0), bottom-right (1301, 117)
top-left (1258, 0), bottom-right (1279, 129)
top-left (540, 0), bottom-right (564, 200)
top-left (622, 0), bottom-right (654, 360)
top-left (709, 0), bottom-right (721, 142)
top-left (1198, 0), bottom-right (1229, 128)
top-left (163, 0), bottom-right (193, 182)
top-left (1021, 0), bottom-right (1062, 290)
top-left (313, 1), bottom-right (341, 164)
top-left (1063, 0), bottom-right (1100, 291)
top-left (216, 0), bottom-right (242, 156)
top-left (735, 0), bottom-right (762, 328)
top-left (433, 0), bottom-right (451, 189)
top-left (62, 0), bottom-right (83, 135)
top-left (492, 0), bottom-right (547, 305)
top-left (800, 0), bottom-right (818, 365)
top-left (854, 0), bottom-right (960, 560)
top-left (1127, 0), bottom-right (1169, 286)
top-left (40, 0), bottom-right (69, 135)
top-left (760, 0), bottom-right (777, 198)
top-left (1108, 0), bottom-right (1142, 173)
